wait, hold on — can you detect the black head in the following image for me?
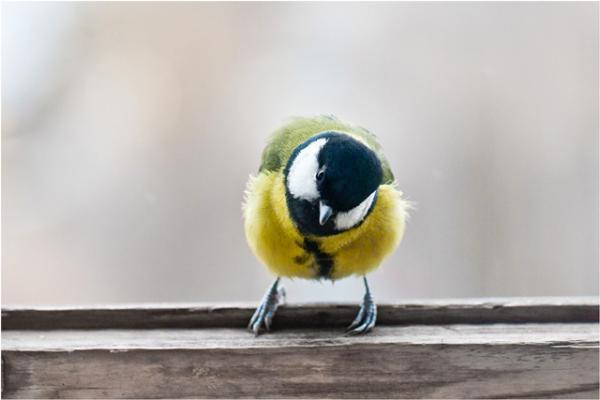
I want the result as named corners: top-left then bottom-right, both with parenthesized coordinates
top-left (316, 134), bottom-right (383, 211)
top-left (284, 132), bottom-right (383, 236)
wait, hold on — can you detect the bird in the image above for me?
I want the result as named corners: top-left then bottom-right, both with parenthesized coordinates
top-left (243, 115), bottom-right (409, 335)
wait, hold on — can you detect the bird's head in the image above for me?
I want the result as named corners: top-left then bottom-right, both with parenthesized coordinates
top-left (284, 132), bottom-right (383, 236)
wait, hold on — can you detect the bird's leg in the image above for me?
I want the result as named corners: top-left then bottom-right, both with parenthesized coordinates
top-left (248, 277), bottom-right (286, 335)
top-left (346, 276), bottom-right (377, 335)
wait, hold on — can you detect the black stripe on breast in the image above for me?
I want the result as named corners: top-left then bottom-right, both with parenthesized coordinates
top-left (302, 239), bottom-right (334, 279)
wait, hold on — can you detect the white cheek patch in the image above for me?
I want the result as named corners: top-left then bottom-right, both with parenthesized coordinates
top-left (286, 138), bottom-right (328, 201)
top-left (334, 191), bottom-right (377, 231)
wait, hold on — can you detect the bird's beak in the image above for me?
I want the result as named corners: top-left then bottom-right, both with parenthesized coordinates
top-left (319, 201), bottom-right (333, 225)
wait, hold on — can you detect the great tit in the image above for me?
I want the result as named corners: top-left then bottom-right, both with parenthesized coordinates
top-left (243, 115), bottom-right (408, 335)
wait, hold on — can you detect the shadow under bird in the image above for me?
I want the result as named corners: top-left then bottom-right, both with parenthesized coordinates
top-left (243, 115), bottom-right (409, 335)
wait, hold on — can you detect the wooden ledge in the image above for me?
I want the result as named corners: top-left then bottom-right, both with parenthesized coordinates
top-left (2, 296), bottom-right (598, 330)
top-left (2, 297), bottom-right (599, 399)
top-left (3, 323), bottom-right (598, 351)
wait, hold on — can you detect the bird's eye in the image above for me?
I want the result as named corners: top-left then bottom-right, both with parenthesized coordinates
top-left (316, 170), bottom-right (325, 182)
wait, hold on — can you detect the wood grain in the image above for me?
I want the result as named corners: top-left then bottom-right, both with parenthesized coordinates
top-left (2, 324), bottom-right (598, 399)
top-left (2, 297), bottom-right (598, 330)
top-left (2, 298), bottom-right (599, 399)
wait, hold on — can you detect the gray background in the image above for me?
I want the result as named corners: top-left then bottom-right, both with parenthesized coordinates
top-left (2, 2), bottom-right (598, 305)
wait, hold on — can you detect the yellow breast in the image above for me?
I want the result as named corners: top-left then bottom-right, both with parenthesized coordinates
top-left (243, 172), bottom-right (408, 280)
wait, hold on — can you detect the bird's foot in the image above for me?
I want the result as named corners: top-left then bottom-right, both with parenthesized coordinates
top-left (346, 285), bottom-right (377, 335)
top-left (248, 278), bottom-right (285, 336)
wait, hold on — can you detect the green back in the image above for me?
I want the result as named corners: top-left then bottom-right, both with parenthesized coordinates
top-left (259, 115), bottom-right (395, 184)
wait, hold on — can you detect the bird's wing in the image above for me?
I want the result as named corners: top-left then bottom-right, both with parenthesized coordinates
top-left (259, 115), bottom-right (395, 184)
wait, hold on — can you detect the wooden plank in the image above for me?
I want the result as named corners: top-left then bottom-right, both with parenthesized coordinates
top-left (2, 324), bottom-right (598, 399)
top-left (2, 323), bottom-right (598, 351)
top-left (2, 297), bottom-right (598, 330)
top-left (3, 299), bottom-right (599, 398)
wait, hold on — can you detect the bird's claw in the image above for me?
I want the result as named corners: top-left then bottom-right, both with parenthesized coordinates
top-left (346, 290), bottom-right (377, 335)
top-left (248, 280), bottom-right (285, 336)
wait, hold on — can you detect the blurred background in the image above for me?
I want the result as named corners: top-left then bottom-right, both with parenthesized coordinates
top-left (2, 2), bottom-right (598, 306)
